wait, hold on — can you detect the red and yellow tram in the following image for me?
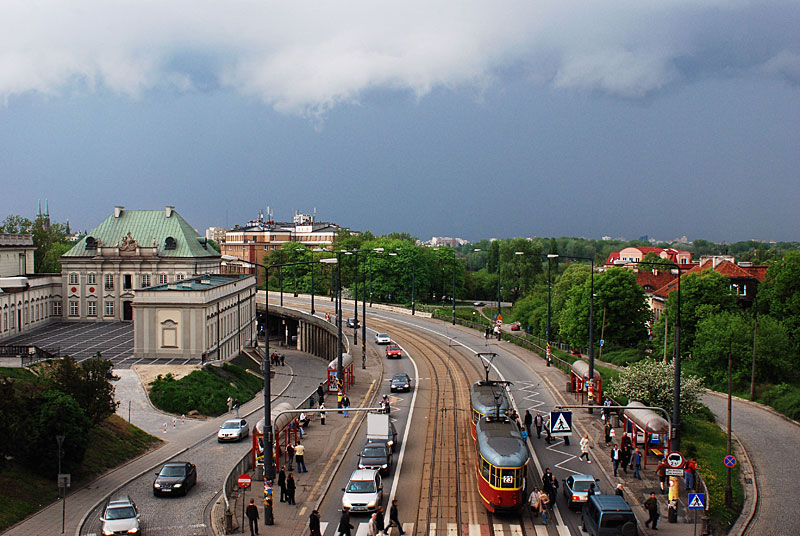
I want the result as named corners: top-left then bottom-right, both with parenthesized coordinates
top-left (475, 414), bottom-right (529, 512)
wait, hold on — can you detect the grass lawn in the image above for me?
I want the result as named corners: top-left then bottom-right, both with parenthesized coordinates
top-left (0, 415), bottom-right (160, 532)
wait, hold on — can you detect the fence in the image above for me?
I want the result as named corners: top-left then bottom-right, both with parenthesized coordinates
top-left (0, 345), bottom-right (60, 366)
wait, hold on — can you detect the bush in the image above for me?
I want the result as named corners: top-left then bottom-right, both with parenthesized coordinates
top-left (601, 347), bottom-right (645, 366)
top-left (759, 383), bottom-right (800, 420)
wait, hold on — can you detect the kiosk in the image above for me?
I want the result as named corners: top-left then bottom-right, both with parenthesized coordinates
top-left (622, 401), bottom-right (670, 466)
top-left (327, 353), bottom-right (354, 393)
top-left (569, 360), bottom-right (602, 404)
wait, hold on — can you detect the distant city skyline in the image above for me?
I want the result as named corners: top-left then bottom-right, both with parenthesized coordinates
top-left (1, 2), bottom-right (798, 243)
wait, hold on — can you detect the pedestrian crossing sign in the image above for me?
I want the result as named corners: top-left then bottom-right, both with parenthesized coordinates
top-left (549, 411), bottom-right (573, 436)
top-left (688, 493), bottom-right (705, 510)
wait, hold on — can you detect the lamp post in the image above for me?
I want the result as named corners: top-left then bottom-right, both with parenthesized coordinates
top-left (320, 255), bottom-right (343, 383)
top-left (546, 253), bottom-right (559, 366)
top-left (617, 258), bottom-right (684, 451)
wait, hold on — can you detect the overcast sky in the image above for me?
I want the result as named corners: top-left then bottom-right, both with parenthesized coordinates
top-left (1, 1), bottom-right (798, 243)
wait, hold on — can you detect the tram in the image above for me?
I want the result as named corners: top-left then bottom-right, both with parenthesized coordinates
top-left (470, 380), bottom-right (510, 440)
top-left (475, 413), bottom-right (530, 512)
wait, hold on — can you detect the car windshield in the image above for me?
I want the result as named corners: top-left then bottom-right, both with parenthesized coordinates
top-left (572, 481), bottom-right (593, 492)
top-left (377, 333), bottom-right (387, 338)
top-left (105, 506), bottom-right (136, 520)
top-left (346, 480), bottom-right (376, 493)
top-left (362, 447), bottom-right (386, 457)
top-left (160, 465), bottom-right (186, 477)
top-left (388, 345), bottom-right (399, 351)
top-left (222, 422), bottom-right (241, 429)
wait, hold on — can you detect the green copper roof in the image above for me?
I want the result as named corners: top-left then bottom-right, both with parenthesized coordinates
top-left (63, 208), bottom-right (219, 259)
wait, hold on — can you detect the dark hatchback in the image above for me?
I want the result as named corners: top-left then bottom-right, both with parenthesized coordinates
top-left (358, 443), bottom-right (393, 475)
top-left (153, 462), bottom-right (197, 496)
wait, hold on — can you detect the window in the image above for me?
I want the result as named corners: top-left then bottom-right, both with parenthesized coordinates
top-left (87, 273), bottom-right (97, 285)
top-left (69, 301), bottom-right (79, 317)
top-left (68, 273), bottom-right (79, 285)
top-left (53, 302), bottom-right (62, 316)
top-left (123, 274), bottom-right (132, 290)
top-left (141, 274), bottom-right (151, 288)
top-left (87, 300), bottom-right (97, 317)
top-left (104, 300), bottom-right (114, 317)
top-left (158, 273), bottom-right (168, 285)
top-left (105, 274), bottom-right (114, 290)
top-left (176, 273), bottom-right (185, 281)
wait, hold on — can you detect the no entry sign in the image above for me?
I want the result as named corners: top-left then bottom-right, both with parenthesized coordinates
top-left (237, 474), bottom-right (252, 488)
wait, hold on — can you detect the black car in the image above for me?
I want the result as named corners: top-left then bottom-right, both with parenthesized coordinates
top-left (153, 462), bottom-right (197, 496)
top-left (390, 373), bottom-right (412, 392)
top-left (346, 318), bottom-right (360, 328)
top-left (358, 443), bottom-right (392, 475)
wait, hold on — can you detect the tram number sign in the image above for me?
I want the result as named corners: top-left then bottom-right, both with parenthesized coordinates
top-left (502, 475), bottom-right (514, 484)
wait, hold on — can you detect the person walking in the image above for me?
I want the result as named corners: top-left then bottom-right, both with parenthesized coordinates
top-left (604, 421), bottom-right (612, 446)
top-left (375, 505), bottom-right (385, 535)
top-left (534, 412), bottom-right (544, 439)
top-left (386, 498), bottom-right (405, 535)
top-left (579, 434), bottom-right (592, 463)
top-left (685, 459), bottom-right (697, 490)
top-left (620, 442), bottom-right (631, 475)
top-left (632, 448), bottom-right (643, 480)
top-left (656, 459), bottom-right (667, 494)
top-left (542, 468), bottom-right (558, 503)
top-left (278, 466), bottom-right (287, 502)
top-left (615, 483), bottom-right (624, 498)
top-left (343, 394), bottom-right (351, 418)
top-left (539, 492), bottom-right (551, 525)
top-left (317, 382), bottom-right (326, 405)
top-left (524, 410), bottom-right (533, 436)
top-left (368, 513), bottom-right (379, 536)
top-left (286, 472), bottom-right (297, 505)
top-left (246, 498), bottom-right (260, 536)
top-left (287, 443), bottom-right (295, 471)
top-left (295, 442), bottom-right (307, 473)
top-left (644, 492), bottom-right (660, 530)
top-left (528, 487), bottom-right (542, 516)
top-left (338, 507), bottom-right (354, 536)
top-left (309, 510), bottom-right (322, 536)
top-left (610, 444), bottom-right (621, 477)
top-left (280, 353), bottom-right (286, 366)
top-left (320, 402), bottom-right (327, 425)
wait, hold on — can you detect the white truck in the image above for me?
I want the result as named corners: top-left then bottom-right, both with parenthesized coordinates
top-left (366, 412), bottom-right (398, 452)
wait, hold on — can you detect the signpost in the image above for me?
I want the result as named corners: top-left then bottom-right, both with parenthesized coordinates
top-left (688, 493), bottom-right (705, 536)
top-left (549, 411), bottom-right (573, 437)
top-left (666, 451), bottom-right (685, 477)
top-left (238, 474), bottom-right (252, 531)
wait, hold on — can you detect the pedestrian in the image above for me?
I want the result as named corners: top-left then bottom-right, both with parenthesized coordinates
top-left (620, 443), bottom-right (631, 475)
top-left (280, 353), bottom-right (285, 366)
top-left (287, 443), bottom-right (295, 471)
top-left (544, 421), bottom-right (553, 444)
top-left (528, 487), bottom-right (541, 516)
top-left (610, 444), bottom-right (621, 477)
top-left (368, 513), bottom-right (379, 536)
top-left (644, 492), bottom-right (660, 529)
top-left (579, 434), bottom-right (592, 463)
top-left (615, 483), bottom-right (624, 498)
top-left (656, 459), bottom-right (667, 494)
top-left (539, 492), bottom-right (551, 525)
top-left (524, 410), bottom-right (533, 436)
top-left (343, 394), bottom-right (351, 418)
top-left (386, 498), bottom-right (405, 535)
top-left (286, 472), bottom-right (296, 505)
top-left (542, 468), bottom-right (557, 503)
top-left (632, 448), bottom-right (643, 480)
top-left (227, 396), bottom-right (233, 413)
top-left (317, 382), bottom-right (326, 403)
top-left (309, 510), bottom-right (322, 536)
top-left (338, 507), bottom-right (354, 536)
top-left (604, 420), bottom-right (612, 446)
top-left (685, 459), bottom-right (697, 490)
top-left (620, 431), bottom-right (631, 452)
top-left (375, 505), bottom-right (385, 535)
top-left (297, 416), bottom-right (305, 438)
top-left (320, 402), bottom-right (327, 425)
top-left (534, 412), bottom-right (544, 439)
top-left (295, 442), bottom-right (307, 473)
top-left (609, 426), bottom-right (616, 444)
top-left (338, 389), bottom-right (343, 408)
top-left (485, 326), bottom-right (491, 339)
top-left (246, 498), bottom-right (260, 536)
top-left (278, 466), bottom-right (287, 502)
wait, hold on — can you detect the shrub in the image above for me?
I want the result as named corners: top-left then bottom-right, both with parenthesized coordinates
top-left (149, 364), bottom-right (262, 416)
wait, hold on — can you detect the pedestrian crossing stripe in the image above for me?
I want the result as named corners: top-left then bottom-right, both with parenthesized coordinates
top-left (688, 493), bottom-right (705, 509)
top-left (551, 413), bottom-right (571, 433)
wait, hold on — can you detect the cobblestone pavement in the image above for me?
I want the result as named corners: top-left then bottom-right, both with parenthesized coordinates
top-left (703, 391), bottom-right (800, 535)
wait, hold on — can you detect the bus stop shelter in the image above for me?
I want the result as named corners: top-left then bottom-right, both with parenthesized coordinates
top-left (569, 360), bottom-right (602, 404)
top-left (252, 401), bottom-right (298, 472)
top-left (622, 401), bottom-right (670, 466)
top-left (327, 353), bottom-right (354, 393)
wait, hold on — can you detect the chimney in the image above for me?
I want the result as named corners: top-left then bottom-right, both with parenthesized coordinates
top-left (165, 206), bottom-right (174, 218)
top-left (114, 206), bottom-right (124, 218)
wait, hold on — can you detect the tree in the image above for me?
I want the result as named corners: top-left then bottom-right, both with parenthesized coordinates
top-left (46, 355), bottom-right (118, 424)
top-left (606, 359), bottom-right (704, 417)
top-left (0, 214), bottom-right (33, 234)
top-left (761, 251), bottom-right (800, 348)
top-left (487, 241), bottom-right (500, 274)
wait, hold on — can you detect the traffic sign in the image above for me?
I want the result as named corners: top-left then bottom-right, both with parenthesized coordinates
top-left (666, 451), bottom-right (684, 469)
top-left (724, 455), bottom-right (737, 468)
top-left (237, 474), bottom-right (252, 488)
top-left (550, 411), bottom-right (573, 436)
top-left (688, 493), bottom-right (705, 510)
top-left (599, 339), bottom-right (605, 347)
top-left (666, 468), bottom-right (685, 477)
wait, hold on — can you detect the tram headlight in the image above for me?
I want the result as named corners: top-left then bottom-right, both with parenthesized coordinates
top-left (381, 464), bottom-right (388, 469)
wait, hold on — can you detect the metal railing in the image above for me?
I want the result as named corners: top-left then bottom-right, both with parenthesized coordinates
top-left (0, 344), bottom-right (60, 366)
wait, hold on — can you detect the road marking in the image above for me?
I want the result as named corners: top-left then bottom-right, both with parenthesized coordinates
top-left (471, 523), bottom-right (484, 536)
top-left (355, 522), bottom-right (370, 536)
top-left (533, 526), bottom-right (549, 536)
top-left (448, 522), bottom-right (458, 536)
top-left (320, 521), bottom-right (329, 535)
top-left (429, 522), bottom-right (436, 536)
top-left (556, 525), bottom-right (572, 536)
top-left (509, 524), bottom-right (522, 536)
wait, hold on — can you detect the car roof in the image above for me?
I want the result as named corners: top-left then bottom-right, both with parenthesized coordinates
top-left (163, 461), bottom-right (190, 467)
top-left (223, 418), bottom-right (245, 424)
top-left (589, 495), bottom-right (633, 512)
top-left (349, 468), bottom-right (379, 480)
top-left (570, 474), bottom-right (597, 482)
top-left (393, 373), bottom-right (409, 378)
top-left (377, 333), bottom-right (388, 336)
top-left (107, 495), bottom-right (135, 507)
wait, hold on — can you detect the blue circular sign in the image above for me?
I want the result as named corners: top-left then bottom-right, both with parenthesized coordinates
top-left (723, 455), bottom-right (737, 468)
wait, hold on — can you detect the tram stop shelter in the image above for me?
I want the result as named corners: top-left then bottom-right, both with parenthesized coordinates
top-left (252, 401), bottom-right (299, 474)
top-left (327, 353), bottom-right (354, 393)
top-left (622, 401), bottom-right (671, 466)
top-left (568, 360), bottom-right (602, 404)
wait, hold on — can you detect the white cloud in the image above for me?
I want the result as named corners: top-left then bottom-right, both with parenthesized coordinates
top-left (0, 0), bottom-right (797, 111)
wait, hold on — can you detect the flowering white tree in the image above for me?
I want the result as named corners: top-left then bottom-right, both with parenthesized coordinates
top-left (607, 359), bottom-right (704, 416)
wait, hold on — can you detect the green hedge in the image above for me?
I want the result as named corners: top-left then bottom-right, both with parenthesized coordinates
top-left (149, 363), bottom-right (263, 416)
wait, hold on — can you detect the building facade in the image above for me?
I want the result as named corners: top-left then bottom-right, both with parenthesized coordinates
top-left (132, 274), bottom-right (256, 361)
top-left (60, 206), bottom-right (221, 322)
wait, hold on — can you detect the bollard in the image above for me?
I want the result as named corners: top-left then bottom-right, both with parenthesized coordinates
top-left (173, 417), bottom-right (177, 428)
top-left (224, 508), bottom-right (233, 533)
top-left (163, 422), bottom-right (167, 432)
top-left (182, 414), bottom-right (185, 424)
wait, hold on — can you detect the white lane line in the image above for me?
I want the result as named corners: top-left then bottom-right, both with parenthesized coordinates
top-left (447, 522), bottom-right (458, 536)
top-left (355, 522), bottom-right (370, 536)
top-left (491, 524), bottom-right (503, 536)
top-left (533, 526), bottom-right (549, 536)
top-left (556, 526), bottom-right (572, 536)
top-left (429, 522), bottom-right (436, 536)
top-left (509, 524), bottom-right (522, 536)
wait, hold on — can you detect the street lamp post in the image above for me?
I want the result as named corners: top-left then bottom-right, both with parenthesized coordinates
top-left (546, 253), bottom-right (558, 366)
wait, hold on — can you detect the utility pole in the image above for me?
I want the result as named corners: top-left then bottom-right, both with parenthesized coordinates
top-left (725, 343), bottom-right (733, 508)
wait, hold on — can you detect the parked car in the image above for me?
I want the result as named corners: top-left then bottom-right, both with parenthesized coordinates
top-left (358, 442), bottom-right (392, 475)
top-left (374, 333), bottom-right (391, 344)
top-left (390, 373), bottom-right (412, 392)
top-left (153, 462), bottom-right (197, 496)
top-left (218, 418), bottom-right (249, 442)
top-left (385, 344), bottom-right (402, 359)
top-left (341, 468), bottom-right (383, 513)
top-left (346, 317), bottom-right (360, 328)
top-left (562, 474), bottom-right (601, 509)
top-left (510, 322), bottom-right (521, 331)
top-left (100, 495), bottom-right (140, 535)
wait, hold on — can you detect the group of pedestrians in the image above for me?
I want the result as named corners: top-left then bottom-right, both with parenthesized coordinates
top-left (336, 499), bottom-right (406, 536)
top-left (277, 466), bottom-right (298, 505)
top-left (270, 351), bottom-right (286, 367)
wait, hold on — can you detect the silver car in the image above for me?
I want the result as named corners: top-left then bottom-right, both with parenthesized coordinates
top-left (217, 418), bottom-right (249, 442)
top-left (341, 468), bottom-right (383, 513)
top-left (100, 495), bottom-right (140, 535)
top-left (374, 333), bottom-right (391, 344)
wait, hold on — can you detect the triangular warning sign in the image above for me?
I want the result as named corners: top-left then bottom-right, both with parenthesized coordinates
top-left (551, 413), bottom-right (571, 433)
top-left (689, 495), bottom-right (704, 509)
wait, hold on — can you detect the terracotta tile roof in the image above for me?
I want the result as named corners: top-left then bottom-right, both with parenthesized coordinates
top-left (652, 259), bottom-right (764, 298)
top-left (636, 270), bottom-right (676, 292)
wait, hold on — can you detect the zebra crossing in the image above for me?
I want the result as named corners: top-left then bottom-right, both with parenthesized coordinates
top-left (317, 520), bottom-right (573, 536)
